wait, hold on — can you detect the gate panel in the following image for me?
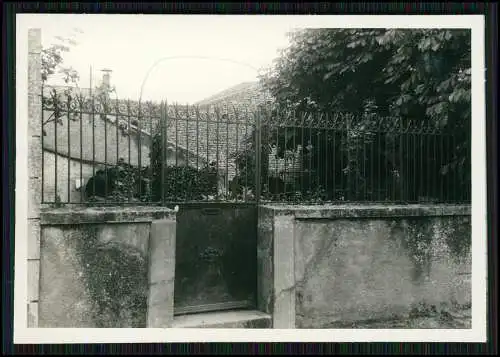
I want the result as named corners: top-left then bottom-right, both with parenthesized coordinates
top-left (174, 203), bottom-right (257, 315)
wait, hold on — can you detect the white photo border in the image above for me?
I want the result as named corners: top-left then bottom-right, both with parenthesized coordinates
top-left (14, 14), bottom-right (487, 343)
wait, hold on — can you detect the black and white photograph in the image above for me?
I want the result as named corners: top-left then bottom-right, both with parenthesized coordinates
top-left (14, 13), bottom-right (487, 343)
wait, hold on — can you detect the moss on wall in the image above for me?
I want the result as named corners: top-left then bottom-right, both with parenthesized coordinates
top-left (443, 216), bottom-right (471, 261)
top-left (75, 225), bottom-right (148, 327)
top-left (403, 219), bottom-right (434, 281)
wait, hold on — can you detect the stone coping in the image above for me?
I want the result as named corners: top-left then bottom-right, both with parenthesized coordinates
top-left (40, 206), bottom-right (176, 225)
top-left (259, 203), bottom-right (471, 219)
top-left (40, 203), bottom-right (471, 225)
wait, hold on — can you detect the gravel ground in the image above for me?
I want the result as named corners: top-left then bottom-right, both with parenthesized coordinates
top-left (348, 307), bottom-right (472, 329)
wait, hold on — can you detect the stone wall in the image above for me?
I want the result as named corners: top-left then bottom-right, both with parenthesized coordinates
top-left (42, 151), bottom-right (95, 203)
top-left (34, 201), bottom-right (472, 329)
top-left (38, 206), bottom-right (177, 328)
top-left (27, 28), bottom-right (43, 327)
top-left (257, 204), bottom-right (472, 328)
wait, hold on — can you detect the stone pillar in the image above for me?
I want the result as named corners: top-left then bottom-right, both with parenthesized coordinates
top-left (27, 28), bottom-right (43, 328)
top-left (147, 219), bottom-right (177, 327)
top-left (257, 207), bottom-right (275, 315)
top-left (257, 208), bottom-right (297, 328)
top-left (273, 215), bottom-right (296, 328)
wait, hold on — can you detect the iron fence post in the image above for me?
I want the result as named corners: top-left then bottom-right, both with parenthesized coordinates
top-left (399, 117), bottom-right (404, 202)
top-left (254, 108), bottom-right (262, 204)
top-left (346, 116), bottom-right (351, 201)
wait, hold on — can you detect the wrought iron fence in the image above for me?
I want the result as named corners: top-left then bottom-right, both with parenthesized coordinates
top-left (255, 109), bottom-right (471, 204)
top-left (41, 86), bottom-right (258, 205)
top-left (40, 87), bottom-right (470, 206)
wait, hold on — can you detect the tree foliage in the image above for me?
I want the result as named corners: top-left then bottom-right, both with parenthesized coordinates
top-left (41, 31), bottom-right (82, 85)
top-left (262, 29), bottom-right (470, 123)
top-left (41, 30), bottom-right (84, 134)
top-left (241, 28), bottom-right (472, 202)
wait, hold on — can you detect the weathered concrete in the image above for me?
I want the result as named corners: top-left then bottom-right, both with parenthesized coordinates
top-left (338, 306), bottom-right (472, 329)
top-left (38, 226), bottom-right (95, 327)
top-left (28, 178), bottom-right (42, 220)
top-left (257, 207), bottom-right (274, 315)
top-left (147, 219), bottom-right (177, 328)
top-left (27, 259), bottom-right (40, 302)
top-left (28, 221), bottom-right (41, 260)
top-left (38, 207), bottom-right (175, 328)
top-left (27, 28), bottom-right (43, 327)
top-left (41, 206), bottom-right (176, 225)
top-left (172, 310), bottom-right (272, 328)
top-left (39, 223), bottom-right (150, 327)
top-left (28, 29), bottom-right (42, 139)
top-left (258, 204), bottom-right (471, 329)
top-left (27, 302), bottom-right (39, 328)
top-left (273, 215), bottom-right (295, 328)
top-left (260, 203), bottom-right (471, 219)
top-left (40, 223), bottom-right (149, 327)
top-left (28, 135), bottom-right (43, 181)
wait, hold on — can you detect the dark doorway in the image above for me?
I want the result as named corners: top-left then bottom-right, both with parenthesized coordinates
top-left (173, 203), bottom-right (258, 315)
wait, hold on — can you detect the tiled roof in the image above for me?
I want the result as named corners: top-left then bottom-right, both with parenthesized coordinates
top-left (195, 81), bottom-right (273, 111)
top-left (43, 82), bottom-right (272, 180)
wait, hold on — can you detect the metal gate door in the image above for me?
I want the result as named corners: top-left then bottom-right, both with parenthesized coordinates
top-left (173, 203), bottom-right (257, 315)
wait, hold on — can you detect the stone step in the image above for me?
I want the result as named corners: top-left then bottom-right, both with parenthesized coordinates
top-left (172, 310), bottom-right (272, 328)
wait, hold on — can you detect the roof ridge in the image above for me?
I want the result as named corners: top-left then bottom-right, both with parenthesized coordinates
top-left (194, 81), bottom-right (261, 105)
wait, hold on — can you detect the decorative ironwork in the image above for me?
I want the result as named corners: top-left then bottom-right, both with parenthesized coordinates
top-left (40, 83), bottom-right (470, 205)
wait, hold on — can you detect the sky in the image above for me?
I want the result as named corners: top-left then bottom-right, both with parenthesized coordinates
top-left (19, 14), bottom-right (298, 104)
